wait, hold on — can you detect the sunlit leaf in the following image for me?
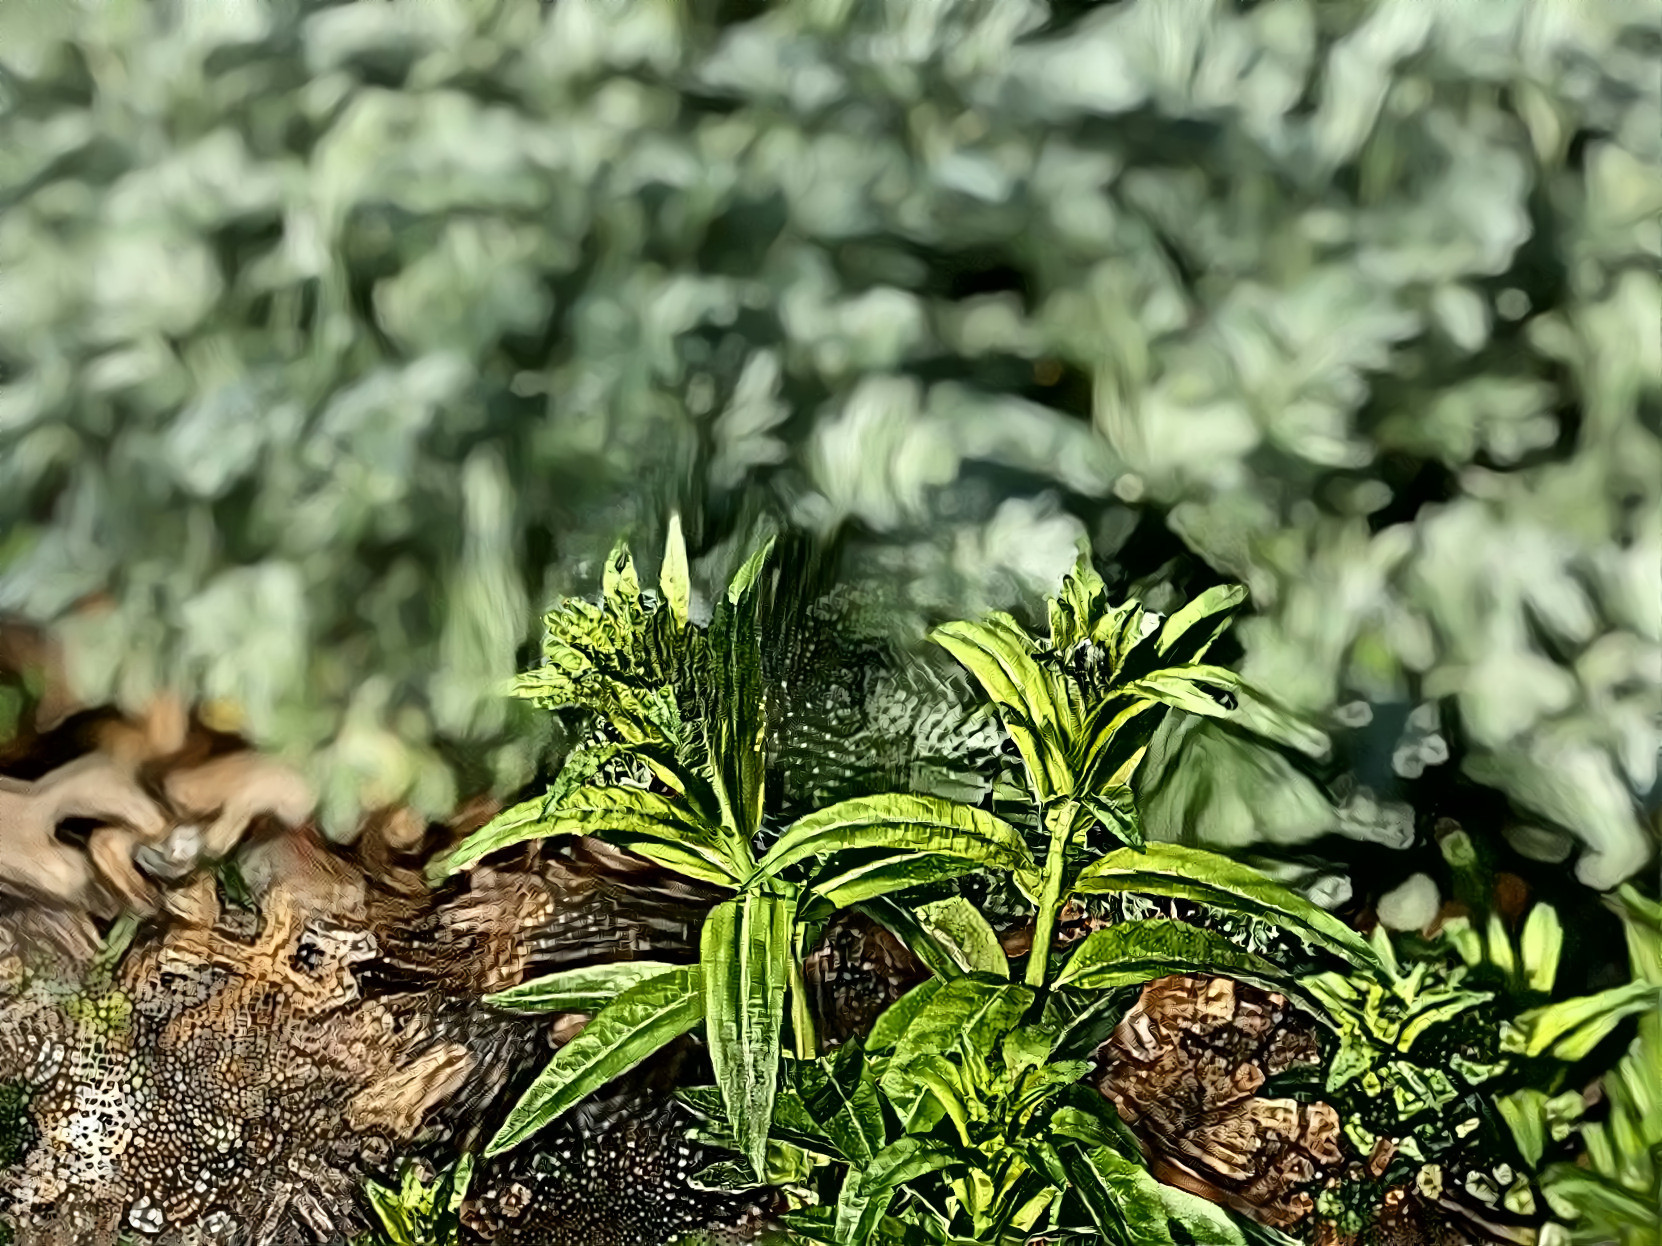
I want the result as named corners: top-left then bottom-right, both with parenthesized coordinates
top-left (1053, 919), bottom-right (1294, 1000)
top-left (486, 966), bottom-right (703, 1157)
top-left (1072, 842), bottom-right (1385, 978)
top-left (1061, 1144), bottom-right (1176, 1246)
top-left (702, 893), bottom-right (793, 1174)
top-left (757, 793), bottom-right (1037, 886)
top-left (483, 961), bottom-right (682, 1014)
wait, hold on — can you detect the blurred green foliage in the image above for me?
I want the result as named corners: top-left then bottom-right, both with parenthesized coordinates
top-left (0, 0), bottom-right (1656, 876)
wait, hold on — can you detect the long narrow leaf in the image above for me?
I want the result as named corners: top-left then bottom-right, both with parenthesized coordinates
top-left (811, 852), bottom-right (981, 909)
top-left (1517, 980), bottom-right (1662, 1061)
top-left (1156, 585), bottom-right (1247, 661)
top-left (1072, 843), bottom-right (1384, 978)
top-left (484, 961), bottom-right (681, 1014)
top-left (932, 617), bottom-right (1074, 799)
top-left (1055, 920), bottom-right (1332, 1023)
top-left (757, 793), bottom-right (1037, 886)
top-left (428, 794), bottom-right (548, 880)
top-left (441, 784), bottom-right (743, 886)
top-left (1120, 666), bottom-right (1241, 721)
top-left (702, 894), bottom-right (793, 1174)
top-left (1054, 920), bottom-right (1286, 992)
top-left (486, 966), bottom-right (704, 1157)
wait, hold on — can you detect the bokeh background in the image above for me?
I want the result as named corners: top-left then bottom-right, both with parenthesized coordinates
top-left (1, 0), bottom-right (1657, 909)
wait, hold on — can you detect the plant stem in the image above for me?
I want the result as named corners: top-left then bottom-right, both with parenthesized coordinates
top-left (1024, 800), bottom-right (1078, 988)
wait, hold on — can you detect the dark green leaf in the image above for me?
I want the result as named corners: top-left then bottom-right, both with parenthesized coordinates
top-left (795, 1040), bottom-right (887, 1166)
top-left (434, 783), bottom-right (742, 886)
top-left (1061, 1144), bottom-right (1176, 1246)
top-left (1079, 785), bottom-right (1145, 850)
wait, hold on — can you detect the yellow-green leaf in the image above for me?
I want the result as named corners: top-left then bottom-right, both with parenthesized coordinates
top-left (1072, 842), bottom-right (1384, 979)
top-left (702, 894), bottom-right (793, 1174)
top-left (486, 966), bottom-right (704, 1157)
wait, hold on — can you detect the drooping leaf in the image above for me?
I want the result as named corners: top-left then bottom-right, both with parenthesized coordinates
top-left (428, 793), bottom-right (548, 881)
top-left (811, 852), bottom-right (982, 909)
top-left (1119, 666), bottom-right (1241, 721)
top-left (483, 961), bottom-right (682, 1014)
top-left (486, 966), bottom-right (703, 1157)
top-left (857, 897), bottom-right (967, 982)
top-left (1071, 843), bottom-right (1384, 978)
top-left (1155, 585), bottom-right (1247, 662)
top-left (434, 784), bottom-right (742, 886)
top-left (757, 793), bottom-right (1037, 886)
top-left (702, 893), bottom-right (793, 1174)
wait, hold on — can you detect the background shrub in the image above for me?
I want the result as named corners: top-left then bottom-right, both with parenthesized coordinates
top-left (0, 0), bottom-right (1655, 891)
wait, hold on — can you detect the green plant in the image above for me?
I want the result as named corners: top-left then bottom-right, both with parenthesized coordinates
top-left (355, 1154), bottom-right (474, 1246)
top-left (442, 534), bottom-right (1387, 1242)
top-left (1532, 886), bottom-right (1662, 1246)
top-left (684, 976), bottom-right (1259, 1246)
top-left (1297, 887), bottom-right (1662, 1236)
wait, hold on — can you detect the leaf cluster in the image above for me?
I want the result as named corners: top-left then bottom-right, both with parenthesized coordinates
top-left (440, 533), bottom-right (1390, 1241)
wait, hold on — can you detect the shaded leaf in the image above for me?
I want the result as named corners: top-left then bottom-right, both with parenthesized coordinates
top-left (1062, 1143), bottom-right (1176, 1246)
top-left (795, 1040), bottom-right (886, 1167)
